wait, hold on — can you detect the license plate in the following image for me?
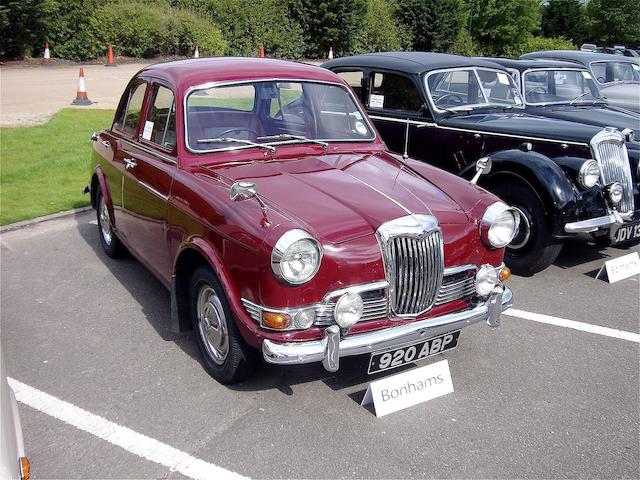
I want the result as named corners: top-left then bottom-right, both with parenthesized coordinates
top-left (368, 331), bottom-right (460, 374)
top-left (613, 221), bottom-right (640, 244)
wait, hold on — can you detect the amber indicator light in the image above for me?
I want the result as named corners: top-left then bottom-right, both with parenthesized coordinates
top-left (19, 457), bottom-right (30, 480)
top-left (262, 312), bottom-right (290, 329)
top-left (499, 266), bottom-right (511, 282)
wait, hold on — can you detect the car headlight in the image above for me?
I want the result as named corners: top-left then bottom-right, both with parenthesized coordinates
top-left (479, 202), bottom-right (520, 248)
top-left (271, 229), bottom-right (322, 285)
top-left (606, 182), bottom-right (624, 204)
top-left (578, 160), bottom-right (601, 189)
top-left (475, 264), bottom-right (499, 296)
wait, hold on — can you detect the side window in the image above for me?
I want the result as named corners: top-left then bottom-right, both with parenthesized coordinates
top-left (369, 72), bottom-right (422, 112)
top-left (114, 82), bottom-right (147, 136)
top-left (591, 63), bottom-right (606, 83)
top-left (143, 85), bottom-right (176, 150)
top-left (337, 70), bottom-right (365, 98)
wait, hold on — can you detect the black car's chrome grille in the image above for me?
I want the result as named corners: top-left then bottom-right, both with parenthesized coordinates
top-left (592, 132), bottom-right (635, 215)
top-left (384, 230), bottom-right (444, 315)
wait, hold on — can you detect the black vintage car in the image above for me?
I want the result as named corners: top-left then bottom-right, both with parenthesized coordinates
top-left (487, 58), bottom-right (640, 139)
top-left (323, 52), bottom-right (640, 275)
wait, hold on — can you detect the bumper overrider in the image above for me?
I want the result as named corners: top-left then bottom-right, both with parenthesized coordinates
top-left (262, 286), bottom-right (512, 372)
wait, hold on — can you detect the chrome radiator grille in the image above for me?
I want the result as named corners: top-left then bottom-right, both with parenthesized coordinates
top-left (591, 130), bottom-right (635, 215)
top-left (315, 293), bottom-right (388, 325)
top-left (384, 230), bottom-right (444, 315)
top-left (435, 267), bottom-right (476, 306)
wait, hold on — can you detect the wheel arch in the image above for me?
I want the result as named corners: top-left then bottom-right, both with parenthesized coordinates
top-left (92, 166), bottom-right (116, 227)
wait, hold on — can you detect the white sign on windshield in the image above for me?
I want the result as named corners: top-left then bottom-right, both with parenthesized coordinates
top-left (497, 73), bottom-right (510, 85)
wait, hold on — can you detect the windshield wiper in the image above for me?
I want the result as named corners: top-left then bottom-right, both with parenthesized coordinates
top-left (197, 137), bottom-right (276, 153)
top-left (257, 134), bottom-right (328, 150)
top-left (569, 92), bottom-right (593, 105)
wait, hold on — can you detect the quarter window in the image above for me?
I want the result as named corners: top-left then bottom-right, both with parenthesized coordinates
top-left (144, 85), bottom-right (176, 150)
top-left (337, 70), bottom-right (365, 97)
top-left (116, 82), bottom-right (147, 136)
top-left (369, 72), bottom-right (422, 112)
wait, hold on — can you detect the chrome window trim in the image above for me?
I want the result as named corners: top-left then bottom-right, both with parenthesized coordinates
top-left (521, 67), bottom-right (601, 106)
top-left (423, 66), bottom-right (525, 115)
top-left (119, 137), bottom-right (177, 165)
top-left (183, 78), bottom-right (378, 154)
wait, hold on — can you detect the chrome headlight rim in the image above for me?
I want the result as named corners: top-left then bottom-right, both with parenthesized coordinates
top-left (479, 202), bottom-right (520, 249)
top-left (578, 159), bottom-right (601, 189)
top-left (271, 229), bottom-right (323, 285)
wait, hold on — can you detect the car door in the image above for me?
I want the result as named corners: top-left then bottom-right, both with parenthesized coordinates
top-left (120, 82), bottom-right (177, 282)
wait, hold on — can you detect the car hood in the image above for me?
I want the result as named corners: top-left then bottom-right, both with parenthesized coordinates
top-left (440, 111), bottom-right (603, 144)
top-left (600, 83), bottom-right (640, 113)
top-left (200, 152), bottom-right (469, 244)
top-left (527, 105), bottom-right (640, 138)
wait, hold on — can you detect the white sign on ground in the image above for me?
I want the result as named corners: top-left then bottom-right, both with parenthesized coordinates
top-left (361, 359), bottom-right (454, 417)
top-left (596, 252), bottom-right (640, 283)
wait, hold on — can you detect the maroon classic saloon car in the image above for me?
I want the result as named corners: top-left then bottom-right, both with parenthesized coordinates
top-left (86, 58), bottom-right (517, 384)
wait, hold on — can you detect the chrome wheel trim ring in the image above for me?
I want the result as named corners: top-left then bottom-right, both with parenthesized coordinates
top-left (196, 285), bottom-right (229, 365)
top-left (509, 206), bottom-right (531, 250)
top-left (99, 196), bottom-right (113, 246)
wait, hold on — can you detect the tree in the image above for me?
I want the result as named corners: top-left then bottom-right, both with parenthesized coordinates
top-left (468, 0), bottom-right (541, 55)
top-left (288, 0), bottom-right (368, 58)
top-left (353, 0), bottom-right (401, 53)
top-left (541, 0), bottom-right (587, 46)
top-left (393, 0), bottom-right (465, 52)
top-left (0, 0), bottom-right (47, 58)
top-left (587, 0), bottom-right (640, 47)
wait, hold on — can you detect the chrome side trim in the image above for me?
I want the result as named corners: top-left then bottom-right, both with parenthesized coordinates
top-left (138, 181), bottom-right (169, 201)
top-left (369, 115), bottom-right (437, 127)
top-left (119, 137), bottom-right (177, 165)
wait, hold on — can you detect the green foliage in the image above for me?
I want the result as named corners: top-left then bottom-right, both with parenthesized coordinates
top-left (541, 0), bottom-right (587, 46)
top-left (353, 0), bottom-right (401, 53)
top-left (0, 0), bottom-right (47, 58)
top-left (505, 35), bottom-right (576, 58)
top-left (587, 0), bottom-right (640, 47)
top-left (469, 0), bottom-right (541, 55)
top-left (210, 0), bottom-right (305, 58)
top-left (393, 0), bottom-right (465, 52)
top-left (288, 0), bottom-right (368, 58)
top-left (447, 28), bottom-right (478, 57)
top-left (0, 109), bottom-right (115, 225)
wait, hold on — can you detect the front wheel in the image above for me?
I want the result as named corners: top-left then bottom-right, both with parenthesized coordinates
top-left (492, 183), bottom-right (562, 276)
top-left (96, 186), bottom-right (125, 258)
top-left (189, 266), bottom-right (256, 384)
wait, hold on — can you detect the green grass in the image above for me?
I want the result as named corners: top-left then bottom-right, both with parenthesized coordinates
top-left (0, 109), bottom-right (115, 225)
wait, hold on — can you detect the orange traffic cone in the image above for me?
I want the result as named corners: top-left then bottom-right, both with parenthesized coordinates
top-left (259, 46), bottom-right (265, 58)
top-left (72, 68), bottom-right (93, 105)
top-left (42, 42), bottom-right (51, 65)
top-left (193, 46), bottom-right (199, 58)
top-left (105, 45), bottom-right (116, 67)
top-left (328, 47), bottom-right (334, 60)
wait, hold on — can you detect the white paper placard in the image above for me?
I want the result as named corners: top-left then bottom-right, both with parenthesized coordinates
top-left (361, 359), bottom-right (454, 417)
top-left (497, 72), bottom-right (510, 85)
top-left (581, 71), bottom-right (593, 80)
top-left (369, 94), bottom-right (384, 109)
top-left (597, 252), bottom-right (640, 283)
top-left (142, 121), bottom-right (154, 140)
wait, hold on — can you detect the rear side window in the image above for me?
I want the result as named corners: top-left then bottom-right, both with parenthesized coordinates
top-left (143, 85), bottom-right (176, 150)
top-left (369, 72), bottom-right (422, 112)
top-left (115, 82), bottom-right (147, 136)
top-left (337, 70), bottom-right (365, 98)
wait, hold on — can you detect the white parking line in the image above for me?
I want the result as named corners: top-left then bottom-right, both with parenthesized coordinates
top-left (8, 378), bottom-right (249, 480)
top-left (504, 308), bottom-right (640, 343)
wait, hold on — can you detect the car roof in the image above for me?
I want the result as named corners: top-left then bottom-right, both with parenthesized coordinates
top-left (521, 50), bottom-right (640, 65)
top-left (322, 52), bottom-right (505, 74)
top-left (483, 57), bottom-right (586, 72)
top-left (137, 57), bottom-right (343, 92)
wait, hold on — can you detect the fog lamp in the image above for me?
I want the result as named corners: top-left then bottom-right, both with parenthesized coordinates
top-left (606, 182), bottom-right (624, 205)
top-left (475, 264), bottom-right (498, 297)
top-left (334, 292), bottom-right (363, 329)
top-left (262, 311), bottom-right (291, 330)
top-left (293, 307), bottom-right (316, 329)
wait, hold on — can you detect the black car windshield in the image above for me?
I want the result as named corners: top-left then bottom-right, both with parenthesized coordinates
top-left (590, 61), bottom-right (640, 84)
top-left (523, 69), bottom-right (601, 105)
top-left (186, 80), bottom-right (374, 152)
top-left (425, 67), bottom-right (524, 112)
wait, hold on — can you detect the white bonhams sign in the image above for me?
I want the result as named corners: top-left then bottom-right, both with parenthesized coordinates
top-left (361, 359), bottom-right (454, 417)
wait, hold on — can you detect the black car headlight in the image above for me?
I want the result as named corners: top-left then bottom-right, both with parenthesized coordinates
top-left (578, 160), bottom-right (601, 189)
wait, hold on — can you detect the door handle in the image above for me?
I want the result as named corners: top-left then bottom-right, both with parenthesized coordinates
top-left (101, 140), bottom-right (111, 148)
top-left (124, 158), bottom-right (137, 170)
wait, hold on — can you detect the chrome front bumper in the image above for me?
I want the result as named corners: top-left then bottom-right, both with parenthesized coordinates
top-left (564, 211), bottom-right (625, 233)
top-left (262, 286), bottom-right (512, 372)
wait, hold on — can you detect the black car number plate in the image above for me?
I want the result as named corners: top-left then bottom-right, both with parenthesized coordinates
top-left (613, 221), bottom-right (640, 244)
top-left (368, 331), bottom-right (460, 374)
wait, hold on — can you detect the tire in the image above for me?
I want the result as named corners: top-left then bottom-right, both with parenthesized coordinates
top-left (491, 182), bottom-right (562, 276)
top-left (189, 266), bottom-right (256, 384)
top-left (96, 186), bottom-right (125, 258)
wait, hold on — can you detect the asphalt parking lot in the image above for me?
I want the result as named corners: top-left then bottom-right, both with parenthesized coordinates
top-left (1, 211), bottom-right (638, 479)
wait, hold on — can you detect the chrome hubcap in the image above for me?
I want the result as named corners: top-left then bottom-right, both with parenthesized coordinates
top-left (196, 286), bottom-right (229, 365)
top-left (99, 197), bottom-right (113, 245)
top-left (509, 206), bottom-right (531, 250)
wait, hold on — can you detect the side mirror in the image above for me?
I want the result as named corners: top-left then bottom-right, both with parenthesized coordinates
top-left (471, 157), bottom-right (492, 184)
top-left (91, 132), bottom-right (99, 142)
top-left (230, 181), bottom-right (257, 202)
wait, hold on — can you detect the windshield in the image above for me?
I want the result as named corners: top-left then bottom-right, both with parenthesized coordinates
top-left (590, 61), bottom-right (640, 84)
top-left (523, 69), bottom-right (601, 105)
top-left (425, 67), bottom-right (524, 112)
top-left (186, 80), bottom-right (374, 152)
